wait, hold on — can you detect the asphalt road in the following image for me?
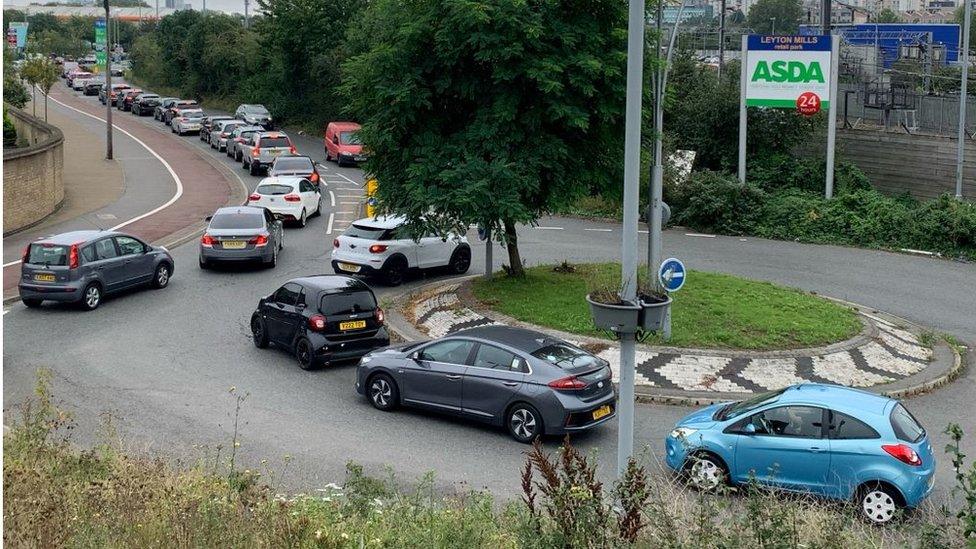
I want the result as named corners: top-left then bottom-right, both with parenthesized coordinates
top-left (3, 83), bottom-right (974, 505)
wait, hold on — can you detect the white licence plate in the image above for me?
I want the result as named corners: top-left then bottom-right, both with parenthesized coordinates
top-left (222, 241), bottom-right (246, 249)
top-left (337, 262), bottom-right (361, 273)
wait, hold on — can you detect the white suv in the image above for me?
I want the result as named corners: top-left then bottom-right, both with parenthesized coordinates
top-left (331, 216), bottom-right (471, 286)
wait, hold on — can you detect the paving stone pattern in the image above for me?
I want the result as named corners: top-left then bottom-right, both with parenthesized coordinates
top-left (411, 285), bottom-right (933, 394)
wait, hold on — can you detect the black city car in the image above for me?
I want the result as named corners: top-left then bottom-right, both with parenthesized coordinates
top-left (251, 275), bottom-right (390, 370)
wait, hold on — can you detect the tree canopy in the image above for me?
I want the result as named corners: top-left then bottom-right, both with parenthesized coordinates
top-left (340, 0), bottom-right (628, 275)
top-left (746, 0), bottom-right (803, 35)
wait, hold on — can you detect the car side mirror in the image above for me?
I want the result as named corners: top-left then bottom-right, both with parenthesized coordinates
top-left (205, 215), bottom-right (213, 222)
top-left (742, 423), bottom-right (757, 435)
top-left (410, 351), bottom-right (421, 362)
top-left (296, 302), bottom-right (306, 310)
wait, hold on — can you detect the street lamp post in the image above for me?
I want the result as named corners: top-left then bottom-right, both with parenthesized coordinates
top-left (957, 0), bottom-right (972, 200)
top-left (718, 0), bottom-right (726, 79)
top-left (103, 0), bottom-right (113, 160)
top-left (771, 17), bottom-right (777, 34)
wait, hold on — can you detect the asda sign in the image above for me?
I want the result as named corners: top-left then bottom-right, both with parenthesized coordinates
top-left (745, 35), bottom-right (832, 109)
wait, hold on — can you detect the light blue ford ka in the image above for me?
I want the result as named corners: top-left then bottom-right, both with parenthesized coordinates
top-left (665, 383), bottom-right (935, 524)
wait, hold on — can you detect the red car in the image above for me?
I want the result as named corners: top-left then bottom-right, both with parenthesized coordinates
top-left (324, 121), bottom-right (366, 167)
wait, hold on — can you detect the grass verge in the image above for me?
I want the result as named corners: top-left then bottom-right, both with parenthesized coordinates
top-left (3, 373), bottom-right (972, 548)
top-left (471, 263), bottom-right (862, 350)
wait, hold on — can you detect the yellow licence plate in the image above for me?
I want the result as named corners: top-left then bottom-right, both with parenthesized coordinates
top-left (34, 273), bottom-right (56, 282)
top-left (222, 240), bottom-right (246, 249)
top-left (592, 405), bottom-right (612, 421)
top-left (337, 262), bottom-right (361, 273)
top-left (339, 320), bottom-right (367, 331)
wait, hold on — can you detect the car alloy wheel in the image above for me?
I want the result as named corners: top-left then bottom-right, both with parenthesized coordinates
top-left (371, 378), bottom-right (392, 407)
top-left (299, 209), bottom-right (307, 228)
top-left (687, 456), bottom-right (725, 491)
top-left (450, 247), bottom-right (471, 274)
top-left (154, 264), bottom-right (170, 288)
top-left (251, 315), bottom-right (269, 348)
top-left (861, 488), bottom-right (898, 524)
top-left (296, 339), bottom-right (315, 370)
top-left (509, 406), bottom-right (540, 443)
top-left (82, 284), bottom-right (101, 310)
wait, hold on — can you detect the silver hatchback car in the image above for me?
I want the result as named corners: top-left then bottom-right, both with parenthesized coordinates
top-left (19, 230), bottom-right (175, 310)
top-left (199, 206), bottom-right (284, 269)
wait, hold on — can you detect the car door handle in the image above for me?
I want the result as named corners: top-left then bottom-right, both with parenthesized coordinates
top-left (808, 447), bottom-right (824, 453)
top-left (445, 374), bottom-right (461, 381)
top-left (502, 381), bottom-right (518, 387)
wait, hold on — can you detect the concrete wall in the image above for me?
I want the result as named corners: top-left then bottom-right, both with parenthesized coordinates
top-left (3, 105), bottom-right (65, 236)
top-left (838, 129), bottom-right (976, 201)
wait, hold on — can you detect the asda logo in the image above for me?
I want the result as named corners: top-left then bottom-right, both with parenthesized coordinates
top-left (751, 61), bottom-right (825, 84)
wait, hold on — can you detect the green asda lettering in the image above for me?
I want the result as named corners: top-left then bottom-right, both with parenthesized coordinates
top-left (751, 61), bottom-right (825, 83)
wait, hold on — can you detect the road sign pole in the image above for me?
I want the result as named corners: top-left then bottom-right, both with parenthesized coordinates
top-left (825, 36), bottom-right (839, 199)
top-left (738, 34), bottom-right (748, 184)
top-left (103, 3), bottom-right (113, 161)
top-left (957, 0), bottom-right (972, 200)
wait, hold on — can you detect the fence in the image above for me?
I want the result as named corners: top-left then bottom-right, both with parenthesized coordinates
top-left (836, 84), bottom-right (976, 137)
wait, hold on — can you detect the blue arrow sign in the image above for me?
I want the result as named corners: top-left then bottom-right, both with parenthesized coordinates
top-left (658, 257), bottom-right (686, 292)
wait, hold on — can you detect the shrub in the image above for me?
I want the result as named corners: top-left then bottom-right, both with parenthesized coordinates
top-left (669, 170), bottom-right (767, 234)
top-left (3, 110), bottom-right (17, 148)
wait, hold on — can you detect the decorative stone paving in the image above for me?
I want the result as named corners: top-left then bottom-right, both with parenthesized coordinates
top-left (408, 284), bottom-right (934, 394)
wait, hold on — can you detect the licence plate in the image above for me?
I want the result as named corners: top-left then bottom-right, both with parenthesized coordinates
top-left (340, 320), bottom-right (367, 331)
top-left (592, 405), bottom-right (612, 421)
top-left (354, 155), bottom-right (366, 161)
top-left (337, 262), bottom-right (361, 273)
top-left (34, 273), bottom-right (56, 282)
top-left (271, 149), bottom-right (282, 156)
top-left (222, 241), bottom-right (246, 249)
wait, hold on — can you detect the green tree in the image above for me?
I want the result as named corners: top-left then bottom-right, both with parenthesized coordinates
top-left (3, 44), bottom-right (29, 108)
top-left (20, 57), bottom-right (40, 117)
top-left (342, 0), bottom-right (627, 276)
top-left (27, 57), bottom-right (60, 122)
top-left (746, 0), bottom-right (802, 34)
top-left (874, 8), bottom-right (900, 23)
top-left (955, 4), bottom-right (976, 52)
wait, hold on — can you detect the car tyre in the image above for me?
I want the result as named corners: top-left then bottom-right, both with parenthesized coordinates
top-left (367, 373), bottom-right (399, 411)
top-left (857, 483), bottom-right (902, 525)
top-left (449, 246), bottom-right (471, 274)
top-left (22, 298), bottom-right (42, 308)
top-left (507, 403), bottom-right (543, 444)
top-left (152, 263), bottom-right (171, 289)
top-left (382, 257), bottom-right (406, 286)
top-left (242, 157), bottom-right (249, 170)
top-left (312, 196), bottom-right (322, 217)
top-left (251, 315), bottom-right (269, 349)
top-left (265, 244), bottom-right (278, 268)
top-left (249, 161), bottom-right (260, 176)
top-left (199, 257), bottom-right (210, 270)
top-left (79, 282), bottom-right (102, 311)
top-left (295, 338), bottom-right (318, 370)
top-left (684, 452), bottom-right (729, 492)
top-left (298, 209), bottom-right (307, 228)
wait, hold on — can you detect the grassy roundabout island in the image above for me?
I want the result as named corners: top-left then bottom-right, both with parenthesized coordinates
top-left (471, 264), bottom-right (862, 350)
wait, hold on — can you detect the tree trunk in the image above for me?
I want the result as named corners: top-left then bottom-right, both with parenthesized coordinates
top-left (32, 86), bottom-right (36, 116)
top-left (44, 94), bottom-right (48, 122)
top-left (503, 219), bottom-right (524, 277)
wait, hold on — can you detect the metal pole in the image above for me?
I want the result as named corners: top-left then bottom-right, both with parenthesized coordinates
top-left (718, 0), bottom-right (726, 79)
top-left (245, 0), bottom-right (250, 27)
top-left (104, 1), bottom-right (113, 160)
top-left (156, 0), bottom-right (159, 20)
top-left (738, 34), bottom-right (748, 183)
top-left (618, 0), bottom-right (645, 478)
top-left (822, 0), bottom-right (831, 35)
top-left (826, 36), bottom-right (839, 198)
top-left (771, 17), bottom-right (776, 34)
top-left (484, 227), bottom-right (492, 280)
top-left (957, 0), bottom-right (972, 200)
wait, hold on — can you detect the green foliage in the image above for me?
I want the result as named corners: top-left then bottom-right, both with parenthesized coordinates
top-left (669, 170), bottom-right (768, 234)
top-left (3, 110), bottom-right (17, 148)
top-left (956, 5), bottom-right (976, 51)
top-left (3, 44), bottom-right (29, 108)
top-left (874, 8), bottom-right (901, 23)
top-left (746, 0), bottom-right (803, 34)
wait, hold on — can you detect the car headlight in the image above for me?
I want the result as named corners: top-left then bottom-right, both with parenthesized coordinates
top-left (360, 356), bottom-right (372, 364)
top-left (670, 427), bottom-right (698, 439)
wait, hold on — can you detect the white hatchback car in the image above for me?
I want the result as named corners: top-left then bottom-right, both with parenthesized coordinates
top-left (331, 216), bottom-right (471, 286)
top-left (246, 177), bottom-right (322, 227)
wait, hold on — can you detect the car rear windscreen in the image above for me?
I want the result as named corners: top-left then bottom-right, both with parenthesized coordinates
top-left (260, 137), bottom-right (291, 148)
top-left (531, 344), bottom-right (604, 370)
top-left (256, 184), bottom-right (292, 196)
top-left (273, 158), bottom-right (313, 171)
top-left (344, 224), bottom-right (390, 240)
top-left (890, 403), bottom-right (925, 443)
top-left (320, 291), bottom-right (376, 315)
top-left (209, 213), bottom-right (264, 229)
top-left (27, 244), bottom-right (68, 266)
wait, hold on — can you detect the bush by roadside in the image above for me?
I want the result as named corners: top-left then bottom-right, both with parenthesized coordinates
top-left (6, 372), bottom-right (975, 548)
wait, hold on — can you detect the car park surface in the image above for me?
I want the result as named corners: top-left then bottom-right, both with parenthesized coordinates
top-left (664, 384), bottom-right (935, 524)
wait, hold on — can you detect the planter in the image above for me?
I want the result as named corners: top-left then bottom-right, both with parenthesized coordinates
top-left (638, 295), bottom-right (672, 332)
top-left (586, 294), bottom-right (641, 334)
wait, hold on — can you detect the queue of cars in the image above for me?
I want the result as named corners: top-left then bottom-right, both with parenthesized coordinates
top-left (41, 77), bottom-right (938, 523)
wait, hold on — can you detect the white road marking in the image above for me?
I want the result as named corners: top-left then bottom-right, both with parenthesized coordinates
top-left (328, 190), bottom-right (336, 207)
top-left (584, 228), bottom-right (613, 232)
top-left (339, 201), bottom-right (361, 205)
top-left (326, 212), bottom-right (335, 234)
top-left (3, 95), bottom-right (184, 268)
top-left (333, 172), bottom-right (361, 186)
top-left (685, 233), bottom-right (716, 238)
top-left (638, 230), bottom-right (648, 234)
top-left (534, 226), bottom-right (564, 230)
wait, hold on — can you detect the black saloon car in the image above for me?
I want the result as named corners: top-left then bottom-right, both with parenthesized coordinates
top-left (251, 275), bottom-right (390, 370)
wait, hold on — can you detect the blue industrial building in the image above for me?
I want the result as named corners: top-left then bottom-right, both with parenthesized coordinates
top-left (799, 23), bottom-right (962, 67)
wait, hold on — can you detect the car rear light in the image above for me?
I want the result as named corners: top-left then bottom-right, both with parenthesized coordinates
top-left (369, 244), bottom-right (388, 254)
top-left (68, 244), bottom-right (79, 269)
top-left (882, 444), bottom-right (922, 466)
top-left (21, 245), bottom-right (29, 263)
top-left (375, 308), bottom-right (385, 324)
top-left (310, 172), bottom-right (319, 182)
top-left (248, 193), bottom-right (261, 202)
top-left (220, 132), bottom-right (229, 138)
top-left (289, 146), bottom-right (297, 154)
top-left (284, 194), bottom-right (301, 202)
top-left (548, 376), bottom-right (588, 390)
top-left (308, 314), bottom-right (327, 332)
top-left (252, 148), bottom-right (261, 157)
top-left (333, 238), bottom-right (340, 248)
top-left (249, 234), bottom-right (269, 247)
top-left (201, 234), bottom-right (215, 247)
